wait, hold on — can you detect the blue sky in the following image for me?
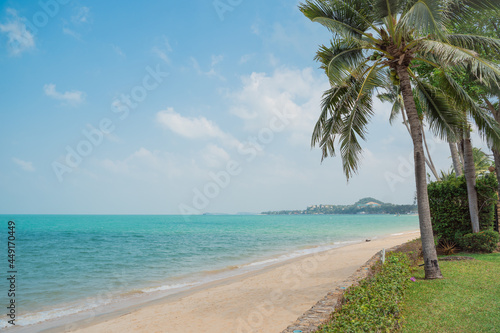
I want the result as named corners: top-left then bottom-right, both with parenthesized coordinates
top-left (0, 0), bottom-right (481, 214)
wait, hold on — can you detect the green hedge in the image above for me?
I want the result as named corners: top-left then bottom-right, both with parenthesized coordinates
top-left (427, 173), bottom-right (497, 243)
top-left (457, 230), bottom-right (500, 253)
top-left (317, 252), bottom-right (411, 332)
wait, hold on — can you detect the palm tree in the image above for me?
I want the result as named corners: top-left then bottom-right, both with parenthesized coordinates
top-left (378, 76), bottom-right (468, 179)
top-left (430, 66), bottom-right (500, 233)
top-left (439, 147), bottom-right (492, 179)
top-left (299, 0), bottom-right (500, 279)
top-left (445, 8), bottom-right (500, 227)
top-left (449, 141), bottom-right (463, 176)
top-left (472, 147), bottom-right (493, 174)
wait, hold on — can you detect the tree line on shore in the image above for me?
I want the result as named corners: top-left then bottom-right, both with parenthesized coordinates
top-left (262, 197), bottom-right (417, 215)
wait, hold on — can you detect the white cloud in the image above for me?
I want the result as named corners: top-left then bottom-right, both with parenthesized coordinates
top-left (62, 26), bottom-right (81, 40)
top-left (268, 54), bottom-right (280, 67)
top-left (0, 8), bottom-right (35, 56)
top-left (239, 53), bottom-right (255, 64)
top-left (191, 55), bottom-right (225, 80)
top-left (156, 107), bottom-right (227, 139)
top-left (211, 54), bottom-right (223, 66)
top-left (228, 67), bottom-right (328, 137)
top-left (153, 47), bottom-right (170, 64)
top-left (12, 157), bottom-right (35, 172)
top-left (251, 22), bottom-right (260, 35)
top-left (112, 44), bottom-right (125, 57)
top-left (202, 144), bottom-right (231, 168)
top-left (153, 36), bottom-right (173, 64)
top-left (44, 84), bottom-right (85, 106)
top-left (72, 7), bottom-right (91, 24)
top-left (99, 148), bottom-right (183, 180)
top-left (63, 7), bottom-right (91, 39)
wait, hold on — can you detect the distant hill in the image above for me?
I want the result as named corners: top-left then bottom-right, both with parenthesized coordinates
top-left (355, 197), bottom-right (385, 205)
top-left (262, 198), bottom-right (416, 215)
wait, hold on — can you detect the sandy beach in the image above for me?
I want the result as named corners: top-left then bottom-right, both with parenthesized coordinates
top-left (58, 231), bottom-right (420, 333)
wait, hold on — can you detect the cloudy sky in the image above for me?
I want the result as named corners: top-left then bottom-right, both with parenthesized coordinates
top-left (0, 0), bottom-right (485, 214)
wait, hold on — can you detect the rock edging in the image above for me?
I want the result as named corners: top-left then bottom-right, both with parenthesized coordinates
top-left (280, 243), bottom-right (404, 333)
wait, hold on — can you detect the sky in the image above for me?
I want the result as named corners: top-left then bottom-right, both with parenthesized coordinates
top-left (0, 0), bottom-right (489, 214)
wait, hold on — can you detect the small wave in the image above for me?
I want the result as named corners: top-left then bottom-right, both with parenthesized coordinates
top-left (246, 258), bottom-right (280, 267)
top-left (141, 283), bottom-right (197, 293)
top-left (203, 265), bottom-right (240, 275)
top-left (241, 241), bottom-right (362, 269)
top-left (0, 295), bottom-right (114, 329)
top-left (0, 282), bottom-right (199, 329)
top-left (391, 230), bottom-right (420, 236)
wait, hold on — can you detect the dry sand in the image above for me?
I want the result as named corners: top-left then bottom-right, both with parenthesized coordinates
top-left (67, 231), bottom-right (419, 333)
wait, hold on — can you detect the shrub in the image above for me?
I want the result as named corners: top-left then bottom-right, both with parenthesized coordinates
top-left (392, 238), bottom-right (422, 266)
top-left (427, 173), bottom-right (497, 243)
top-left (457, 230), bottom-right (500, 253)
top-left (437, 239), bottom-right (458, 255)
top-left (317, 252), bottom-right (411, 332)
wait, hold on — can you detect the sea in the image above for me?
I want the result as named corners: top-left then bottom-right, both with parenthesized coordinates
top-left (0, 214), bottom-right (419, 331)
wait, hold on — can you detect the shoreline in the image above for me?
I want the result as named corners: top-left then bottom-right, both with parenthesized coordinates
top-left (3, 238), bottom-right (373, 332)
top-left (21, 230), bottom-right (420, 333)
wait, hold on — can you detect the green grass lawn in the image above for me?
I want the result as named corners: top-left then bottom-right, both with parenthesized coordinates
top-left (402, 253), bottom-right (500, 333)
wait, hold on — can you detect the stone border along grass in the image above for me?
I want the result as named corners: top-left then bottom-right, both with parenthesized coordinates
top-left (280, 243), bottom-right (407, 333)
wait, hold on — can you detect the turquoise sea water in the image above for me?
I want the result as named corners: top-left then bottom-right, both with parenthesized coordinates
top-left (0, 214), bottom-right (418, 329)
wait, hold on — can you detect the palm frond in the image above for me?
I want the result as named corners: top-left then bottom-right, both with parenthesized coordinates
top-left (410, 72), bottom-right (463, 141)
top-left (312, 63), bottom-right (380, 179)
top-left (373, 0), bottom-right (401, 20)
top-left (376, 72), bottom-right (404, 124)
top-left (377, 90), bottom-right (404, 123)
top-left (444, 0), bottom-right (500, 22)
top-left (447, 34), bottom-right (500, 55)
top-left (315, 40), bottom-right (366, 86)
top-left (434, 69), bottom-right (500, 149)
top-left (312, 86), bottom-right (348, 147)
top-left (299, 0), bottom-right (377, 41)
top-left (470, 107), bottom-right (500, 151)
top-left (340, 94), bottom-right (373, 179)
top-left (418, 39), bottom-right (500, 87)
top-left (389, 97), bottom-right (405, 124)
top-left (398, 0), bottom-right (447, 38)
top-left (311, 17), bottom-right (372, 40)
top-left (356, 64), bottom-right (386, 101)
top-left (377, 92), bottom-right (395, 103)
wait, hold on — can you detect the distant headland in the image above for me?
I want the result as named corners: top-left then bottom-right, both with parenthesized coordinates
top-left (262, 197), bottom-right (417, 215)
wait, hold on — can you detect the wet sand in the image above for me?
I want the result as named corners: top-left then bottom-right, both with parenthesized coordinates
top-left (62, 231), bottom-right (419, 333)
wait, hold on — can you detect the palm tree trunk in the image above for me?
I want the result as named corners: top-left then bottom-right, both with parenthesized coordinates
top-left (461, 133), bottom-right (480, 233)
top-left (421, 127), bottom-right (441, 181)
top-left (397, 65), bottom-right (442, 279)
top-left (493, 148), bottom-right (500, 187)
top-left (493, 150), bottom-right (500, 233)
top-left (486, 98), bottom-right (500, 231)
top-left (449, 141), bottom-right (463, 176)
top-left (402, 110), bottom-right (440, 180)
top-left (458, 142), bottom-right (465, 167)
